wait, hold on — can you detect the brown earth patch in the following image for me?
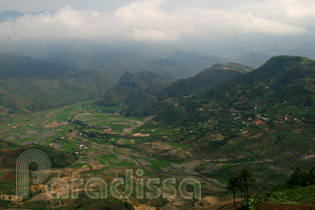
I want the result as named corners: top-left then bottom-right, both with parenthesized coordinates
top-left (203, 196), bottom-right (220, 205)
top-left (133, 133), bottom-right (150, 137)
top-left (0, 149), bottom-right (21, 168)
top-left (133, 204), bottom-right (156, 210)
top-left (0, 169), bottom-right (15, 183)
top-left (44, 120), bottom-right (67, 128)
top-left (246, 129), bottom-right (265, 138)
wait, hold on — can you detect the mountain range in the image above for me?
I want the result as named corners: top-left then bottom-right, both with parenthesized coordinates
top-left (44, 46), bottom-right (226, 80)
top-left (0, 51), bottom-right (314, 209)
top-left (0, 53), bottom-right (114, 110)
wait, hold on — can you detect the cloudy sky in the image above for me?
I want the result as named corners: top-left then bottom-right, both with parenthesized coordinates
top-left (0, 0), bottom-right (315, 57)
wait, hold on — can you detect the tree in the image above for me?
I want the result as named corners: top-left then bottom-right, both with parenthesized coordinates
top-left (286, 167), bottom-right (303, 188)
top-left (307, 167), bottom-right (315, 186)
top-left (228, 176), bottom-right (240, 206)
top-left (286, 167), bottom-right (315, 188)
top-left (238, 168), bottom-right (256, 210)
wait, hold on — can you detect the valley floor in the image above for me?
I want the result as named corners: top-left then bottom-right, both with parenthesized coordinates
top-left (0, 100), bottom-right (226, 209)
top-left (0, 99), bottom-right (314, 210)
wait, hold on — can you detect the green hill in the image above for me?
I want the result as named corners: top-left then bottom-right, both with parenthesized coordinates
top-left (98, 70), bottom-right (167, 106)
top-left (0, 53), bottom-right (73, 78)
top-left (158, 63), bottom-right (251, 99)
top-left (115, 63), bottom-right (251, 122)
top-left (125, 56), bottom-right (315, 186)
top-left (178, 55), bottom-right (315, 144)
top-left (0, 54), bottom-right (114, 110)
top-left (204, 56), bottom-right (315, 109)
top-left (165, 56), bottom-right (315, 184)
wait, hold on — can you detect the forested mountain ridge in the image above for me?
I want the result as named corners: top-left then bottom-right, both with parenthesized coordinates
top-left (0, 53), bottom-right (74, 78)
top-left (98, 70), bottom-right (167, 106)
top-left (0, 53), bottom-right (114, 110)
top-left (107, 63), bottom-right (251, 121)
top-left (157, 63), bottom-right (252, 99)
top-left (44, 46), bottom-right (225, 79)
top-left (203, 56), bottom-right (315, 110)
top-left (174, 56), bottom-right (315, 136)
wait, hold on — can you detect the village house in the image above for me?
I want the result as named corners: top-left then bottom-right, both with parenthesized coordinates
top-left (253, 119), bottom-right (266, 126)
top-left (0, 194), bottom-right (23, 203)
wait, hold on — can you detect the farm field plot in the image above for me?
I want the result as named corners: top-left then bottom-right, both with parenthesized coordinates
top-left (0, 99), bottom-right (212, 183)
top-left (1, 95), bottom-right (314, 210)
top-left (1, 100), bottom-right (224, 210)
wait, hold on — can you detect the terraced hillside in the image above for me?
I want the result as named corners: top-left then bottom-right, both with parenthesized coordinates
top-left (116, 56), bottom-right (315, 187)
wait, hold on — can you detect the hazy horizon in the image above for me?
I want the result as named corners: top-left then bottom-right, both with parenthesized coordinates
top-left (0, 0), bottom-right (315, 59)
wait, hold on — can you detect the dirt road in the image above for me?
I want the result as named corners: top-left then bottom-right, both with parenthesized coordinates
top-left (197, 199), bottom-right (242, 210)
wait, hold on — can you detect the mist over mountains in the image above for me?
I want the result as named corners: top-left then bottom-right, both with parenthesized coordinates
top-left (0, 1), bottom-right (315, 209)
top-left (1, 1), bottom-right (315, 68)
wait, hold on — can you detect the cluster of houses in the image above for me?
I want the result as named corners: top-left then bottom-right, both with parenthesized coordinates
top-left (0, 194), bottom-right (23, 203)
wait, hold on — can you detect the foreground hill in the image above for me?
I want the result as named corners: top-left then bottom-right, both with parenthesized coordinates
top-left (158, 63), bottom-right (252, 99)
top-left (170, 56), bottom-right (315, 184)
top-left (118, 56), bottom-right (315, 186)
top-left (0, 54), bottom-right (114, 110)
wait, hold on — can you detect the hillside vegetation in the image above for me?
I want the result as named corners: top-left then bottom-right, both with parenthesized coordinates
top-left (110, 63), bottom-right (251, 125)
top-left (158, 63), bottom-right (251, 99)
top-left (98, 70), bottom-right (168, 106)
top-left (0, 54), bottom-right (114, 110)
top-left (0, 55), bottom-right (314, 210)
top-left (115, 56), bottom-right (315, 187)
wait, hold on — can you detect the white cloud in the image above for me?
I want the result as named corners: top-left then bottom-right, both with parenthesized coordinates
top-left (270, 0), bottom-right (315, 19)
top-left (0, 0), bottom-right (312, 42)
